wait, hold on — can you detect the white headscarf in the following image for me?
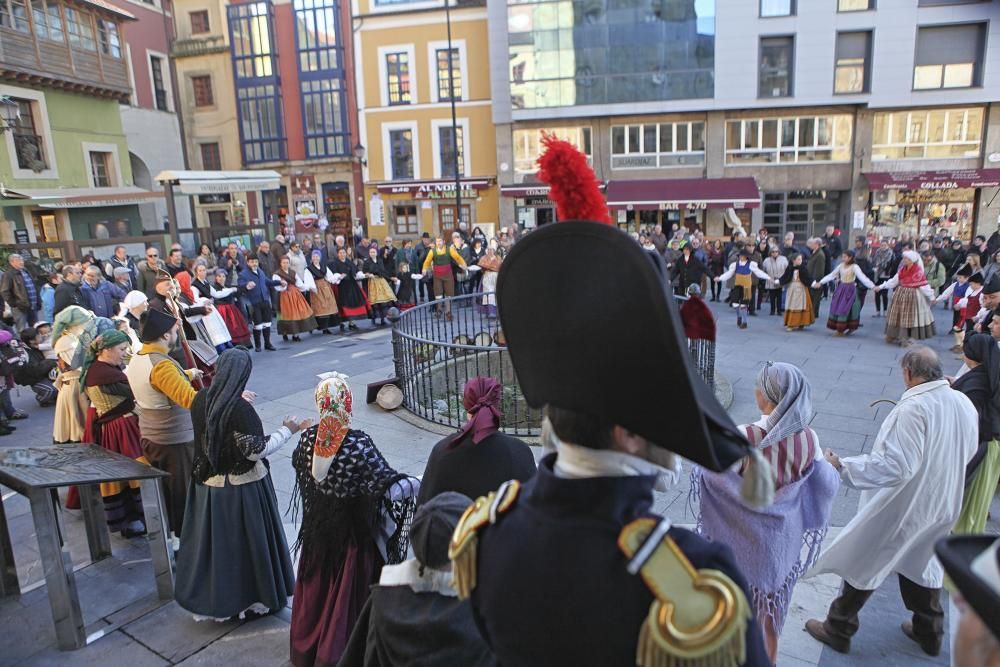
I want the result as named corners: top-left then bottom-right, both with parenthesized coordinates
top-left (902, 250), bottom-right (922, 267)
top-left (119, 290), bottom-right (148, 318)
top-left (757, 361), bottom-right (812, 449)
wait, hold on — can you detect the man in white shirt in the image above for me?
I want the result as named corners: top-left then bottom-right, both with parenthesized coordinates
top-left (805, 346), bottom-right (978, 656)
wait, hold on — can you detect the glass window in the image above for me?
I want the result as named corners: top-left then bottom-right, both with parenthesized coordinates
top-left (301, 79), bottom-right (347, 158)
top-left (838, 0), bottom-right (873, 9)
top-left (394, 205), bottom-right (418, 236)
top-left (725, 115), bottom-right (853, 164)
top-left (872, 107), bottom-right (984, 160)
top-left (760, 0), bottom-right (794, 16)
top-left (200, 142), bottom-right (221, 170)
top-left (389, 128), bottom-right (413, 180)
top-left (294, 0), bottom-right (347, 158)
top-left (436, 48), bottom-right (461, 102)
top-left (98, 20), bottom-right (121, 58)
top-left (610, 121), bottom-right (706, 168)
top-left (294, 0), bottom-right (341, 73)
top-left (513, 127), bottom-right (592, 173)
top-left (385, 51), bottom-right (410, 105)
top-left (438, 125), bottom-right (465, 178)
top-left (913, 24), bottom-right (985, 90)
top-left (30, 0), bottom-right (62, 41)
top-left (228, 2), bottom-right (275, 79)
top-left (192, 75), bottom-right (214, 107)
top-left (65, 7), bottom-right (95, 50)
top-left (190, 10), bottom-right (209, 34)
top-left (89, 152), bottom-right (112, 187)
top-left (10, 98), bottom-right (46, 170)
top-left (835, 31), bottom-right (870, 94)
top-left (759, 36), bottom-right (793, 98)
top-left (149, 56), bottom-right (168, 110)
top-left (237, 84), bottom-right (284, 162)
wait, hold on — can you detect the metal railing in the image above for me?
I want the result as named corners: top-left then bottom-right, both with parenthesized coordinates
top-left (392, 292), bottom-right (716, 436)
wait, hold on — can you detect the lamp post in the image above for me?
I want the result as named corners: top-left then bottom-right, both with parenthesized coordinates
top-left (444, 0), bottom-right (461, 234)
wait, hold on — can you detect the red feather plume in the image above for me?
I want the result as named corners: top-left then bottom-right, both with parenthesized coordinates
top-left (536, 133), bottom-right (611, 225)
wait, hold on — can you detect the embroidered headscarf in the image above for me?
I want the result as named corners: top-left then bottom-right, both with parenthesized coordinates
top-left (312, 371), bottom-right (353, 481)
top-left (452, 377), bottom-right (502, 447)
top-left (174, 271), bottom-right (196, 302)
top-left (200, 348), bottom-right (254, 469)
top-left (52, 305), bottom-right (94, 342)
top-left (79, 329), bottom-right (130, 392)
top-left (757, 361), bottom-right (813, 449)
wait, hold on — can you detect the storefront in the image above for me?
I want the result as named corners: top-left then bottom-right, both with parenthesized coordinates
top-left (762, 190), bottom-right (843, 242)
top-left (604, 177), bottom-right (761, 237)
top-left (369, 179), bottom-right (497, 240)
top-left (864, 169), bottom-right (1000, 242)
top-left (500, 182), bottom-right (556, 230)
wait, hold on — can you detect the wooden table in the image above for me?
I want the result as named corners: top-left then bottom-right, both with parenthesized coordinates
top-left (0, 444), bottom-right (174, 650)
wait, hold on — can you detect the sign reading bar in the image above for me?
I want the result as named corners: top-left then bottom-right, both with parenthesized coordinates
top-left (658, 202), bottom-right (708, 211)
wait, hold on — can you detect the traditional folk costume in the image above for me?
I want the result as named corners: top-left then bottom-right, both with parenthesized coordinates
top-left (305, 254), bottom-right (339, 333)
top-left (717, 253), bottom-right (771, 328)
top-left (961, 273), bottom-right (985, 339)
top-left (421, 245), bottom-right (467, 319)
top-left (780, 261), bottom-right (815, 330)
top-left (124, 309), bottom-right (199, 539)
top-left (208, 272), bottom-right (252, 347)
top-left (119, 290), bottom-right (148, 356)
top-left (80, 333), bottom-right (147, 537)
top-left (806, 378), bottom-right (978, 655)
top-left (478, 251), bottom-right (502, 317)
top-left (176, 349), bottom-right (295, 620)
top-left (451, 136), bottom-right (770, 667)
top-left (150, 276), bottom-right (219, 380)
top-left (362, 254), bottom-right (396, 325)
top-left (289, 372), bottom-right (419, 667)
top-left (176, 271), bottom-right (233, 354)
top-left (328, 256), bottom-right (371, 328)
top-left (393, 266), bottom-right (417, 312)
top-left (950, 334), bottom-right (1000, 535)
top-left (339, 492), bottom-right (495, 667)
top-left (53, 334), bottom-right (88, 444)
top-left (877, 251), bottom-right (936, 344)
top-left (417, 377), bottom-right (536, 504)
top-left (238, 265), bottom-right (282, 351)
top-left (274, 267), bottom-right (318, 338)
top-left (815, 259), bottom-right (875, 334)
top-left (935, 265), bottom-right (972, 337)
top-left (694, 363), bottom-right (839, 664)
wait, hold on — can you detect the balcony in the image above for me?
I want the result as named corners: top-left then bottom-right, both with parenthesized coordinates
top-left (171, 35), bottom-right (228, 59)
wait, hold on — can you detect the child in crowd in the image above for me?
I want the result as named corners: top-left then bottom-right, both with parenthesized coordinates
top-left (934, 264), bottom-right (972, 350)
top-left (16, 328), bottom-right (58, 406)
top-left (394, 260), bottom-right (417, 310)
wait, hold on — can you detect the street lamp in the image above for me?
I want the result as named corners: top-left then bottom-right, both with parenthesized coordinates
top-left (444, 0), bottom-right (462, 233)
top-left (353, 143), bottom-right (367, 167)
top-left (0, 96), bottom-right (20, 133)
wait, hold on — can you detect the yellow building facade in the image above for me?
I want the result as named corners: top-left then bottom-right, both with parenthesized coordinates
top-left (354, 0), bottom-right (499, 242)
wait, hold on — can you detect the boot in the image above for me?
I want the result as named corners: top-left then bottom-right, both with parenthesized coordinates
top-left (253, 330), bottom-right (262, 352)
top-left (263, 328), bottom-right (277, 351)
top-left (901, 621), bottom-right (941, 657)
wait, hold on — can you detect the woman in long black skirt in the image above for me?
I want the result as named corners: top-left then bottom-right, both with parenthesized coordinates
top-left (175, 348), bottom-right (311, 621)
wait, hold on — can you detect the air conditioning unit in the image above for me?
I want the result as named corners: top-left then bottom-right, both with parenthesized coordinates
top-left (872, 190), bottom-right (896, 206)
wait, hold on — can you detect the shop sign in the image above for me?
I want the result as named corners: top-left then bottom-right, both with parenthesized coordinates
top-left (377, 179), bottom-right (491, 197)
top-left (292, 175), bottom-right (319, 232)
top-left (612, 155), bottom-right (658, 169)
top-left (658, 201), bottom-right (708, 211)
top-left (370, 193), bottom-right (385, 226)
top-left (13, 229), bottom-right (29, 244)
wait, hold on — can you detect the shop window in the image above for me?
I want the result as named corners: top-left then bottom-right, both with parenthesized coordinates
top-left (190, 10), bottom-right (209, 34)
top-left (192, 75), bottom-right (214, 107)
top-left (760, 0), bottom-right (794, 16)
top-left (65, 7), bottom-right (95, 50)
top-left (759, 36), bottom-right (793, 98)
top-left (913, 24), bottom-right (985, 90)
top-left (89, 151), bottom-right (113, 187)
top-left (385, 51), bottom-right (411, 105)
top-left (438, 125), bottom-right (465, 179)
top-left (98, 20), bottom-right (121, 58)
top-left (150, 55), bottom-right (169, 110)
top-left (512, 127), bottom-right (592, 174)
top-left (10, 98), bottom-right (47, 171)
top-left (388, 128), bottom-right (413, 180)
top-left (872, 107), bottom-right (983, 160)
top-left (435, 47), bottom-right (462, 102)
top-left (838, 0), bottom-right (873, 9)
top-left (610, 121), bottom-right (706, 169)
top-left (834, 31), bottom-right (871, 94)
top-left (393, 205), bottom-right (418, 236)
top-left (725, 115), bottom-right (853, 164)
top-left (439, 205), bottom-right (470, 233)
top-left (200, 142), bottom-right (222, 170)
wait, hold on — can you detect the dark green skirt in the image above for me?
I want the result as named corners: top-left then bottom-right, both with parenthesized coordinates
top-left (175, 473), bottom-right (294, 619)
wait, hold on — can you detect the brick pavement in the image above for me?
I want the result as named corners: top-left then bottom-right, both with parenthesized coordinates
top-left (1, 297), bottom-right (997, 665)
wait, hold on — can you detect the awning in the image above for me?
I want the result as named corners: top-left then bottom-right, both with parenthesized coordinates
top-left (864, 169), bottom-right (1000, 191)
top-left (155, 169), bottom-right (283, 195)
top-left (500, 180), bottom-right (607, 198)
top-left (375, 179), bottom-right (492, 197)
top-left (605, 177), bottom-right (761, 210)
top-left (0, 186), bottom-right (163, 208)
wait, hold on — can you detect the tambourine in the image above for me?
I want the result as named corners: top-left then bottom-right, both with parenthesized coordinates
top-left (474, 332), bottom-right (493, 347)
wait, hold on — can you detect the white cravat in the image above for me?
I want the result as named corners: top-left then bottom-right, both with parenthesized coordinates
top-left (553, 440), bottom-right (680, 491)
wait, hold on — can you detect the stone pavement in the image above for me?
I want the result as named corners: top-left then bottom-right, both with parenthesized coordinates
top-left (1, 297), bottom-right (998, 666)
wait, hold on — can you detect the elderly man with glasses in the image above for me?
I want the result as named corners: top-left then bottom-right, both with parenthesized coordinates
top-left (136, 247), bottom-right (166, 300)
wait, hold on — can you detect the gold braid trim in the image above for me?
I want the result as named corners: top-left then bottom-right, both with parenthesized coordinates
top-left (619, 518), bottom-right (751, 667)
top-left (448, 480), bottom-right (520, 599)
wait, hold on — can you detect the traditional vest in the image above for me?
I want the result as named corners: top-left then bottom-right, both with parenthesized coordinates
top-left (125, 351), bottom-right (193, 444)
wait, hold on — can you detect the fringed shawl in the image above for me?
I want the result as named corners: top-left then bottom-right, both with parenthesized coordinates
top-left (689, 458), bottom-right (840, 631)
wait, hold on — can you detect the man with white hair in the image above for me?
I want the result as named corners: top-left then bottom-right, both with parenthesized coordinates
top-left (806, 346), bottom-right (978, 656)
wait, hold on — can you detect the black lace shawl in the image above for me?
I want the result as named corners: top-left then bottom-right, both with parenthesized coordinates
top-left (291, 426), bottom-right (416, 573)
top-left (191, 396), bottom-right (267, 483)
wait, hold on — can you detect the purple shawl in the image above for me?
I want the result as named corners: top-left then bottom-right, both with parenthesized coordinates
top-left (689, 458), bottom-right (840, 631)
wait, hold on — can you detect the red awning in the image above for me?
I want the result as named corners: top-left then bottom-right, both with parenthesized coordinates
top-left (605, 177), bottom-right (761, 210)
top-left (864, 169), bottom-right (1000, 191)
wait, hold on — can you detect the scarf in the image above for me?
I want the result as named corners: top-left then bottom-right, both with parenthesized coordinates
top-left (312, 372), bottom-right (353, 480)
top-left (79, 328), bottom-right (129, 392)
top-left (898, 261), bottom-right (929, 289)
top-left (52, 305), bottom-right (94, 342)
top-left (451, 377), bottom-right (501, 446)
top-left (119, 290), bottom-right (148, 318)
top-left (275, 267), bottom-right (298, 286)
top-left (306, 261), bottom-right (326, 280)
top-left (479, 254), bottom-right (501, 272)
top-left (174, 271), bottom-right (196, 302)
top-left (758, 361), bottom-right (812, 449)
top-left (200, 348), bottom-right (253, 469)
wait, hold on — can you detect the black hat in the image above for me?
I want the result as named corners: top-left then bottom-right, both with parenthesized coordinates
top-left (957, 264), bottom-right (973, 278)
top-left (140, 308), bottom-right (177, 342)
top-left (497, 221), bottom-right (749, 471)
top-left (421, 232), bottom-right (430, 239)
top-left (410, 492), bottom-right (470, 569)
top-left (970, 271), bottom-right (985, 285)
top-left (738, 248), bottom-right (751, 259)
top-left (935, 536), bottom-right (999, 642)
top-left (985, 275), bottom-right (1000, 295)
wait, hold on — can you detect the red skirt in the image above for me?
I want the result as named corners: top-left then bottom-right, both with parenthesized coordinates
top-left (217, 303), bottom-right (252, 346)
top-left (83, 409), bottom-right (147, 498)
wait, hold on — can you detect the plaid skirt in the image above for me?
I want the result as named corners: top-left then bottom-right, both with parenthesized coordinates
top-left (884, 286), bottom-right (936, 341)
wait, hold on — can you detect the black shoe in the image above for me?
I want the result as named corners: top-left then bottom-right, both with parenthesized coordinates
top-left (349, 323), bottom-right (358, 330)
top-left (340, 324), bottom-right (346, 332)
top-left (0, 426), bottom-right (12, 436)
top-left (322, 329), bottom-right (332, 335)
top-left (282, 335), bottom-right (289, 342)
top-left (292, 335), bottom-right (301, 342)
top-left (901, 621), bottom-right (941, 657)
top-left (8, 411), bottom-right (28, 420)
top-left (265, 344), bottom-right (277, 351)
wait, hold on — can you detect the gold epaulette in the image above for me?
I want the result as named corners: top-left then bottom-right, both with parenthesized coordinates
top-left (618, 518), bottom-right (751, 667)
top-left (448, 479), bottom-right (520, 599)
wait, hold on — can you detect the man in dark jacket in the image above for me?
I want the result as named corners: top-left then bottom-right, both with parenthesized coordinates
top-left (806, 238), bottom-right (826, 318)
top-left (164, 248), bottom-right (186, 277)
top-left (103, 245), bottom-right (138, 288)
top-left (823, 226), bottom-right (843, 262)
top-left (53, 265), bottom-right (87, 316)
top-left (81, 266), bottom-right (125, 319)
top-left (413, 233), bottom-right (433, 303)
top-left (136, 248), bottom-right (165, 299)
top-left (1, 254), bottom-right (40, 331)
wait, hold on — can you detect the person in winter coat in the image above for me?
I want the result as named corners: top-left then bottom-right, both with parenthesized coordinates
top-left (707, 240), bottom-right (726, 302)
top-left (806, 239), bottom-right (827, 319)
top-left (761, 247), bottom-right (789, 315)
top-left (673, 243), bottom-right (707, 296)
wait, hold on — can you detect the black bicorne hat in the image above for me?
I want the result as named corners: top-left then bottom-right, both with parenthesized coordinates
top-left (140, 308), bottom-right (177, 343)
top-left (497, 221), bottom-right (749, 472)
top-left (984, 274), bottom-right (1000, 295)
top-left (957, 264), bottom-right (973, 278)
top-left (935, 536), bottom-right (999, 642)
